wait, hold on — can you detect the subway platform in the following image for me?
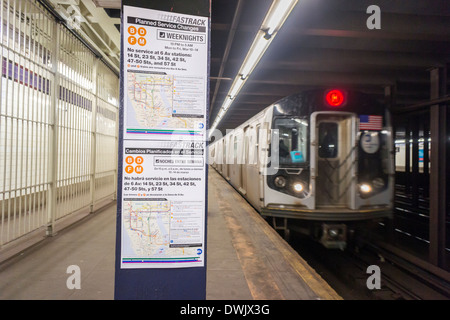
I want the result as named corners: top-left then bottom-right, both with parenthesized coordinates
top-left (0, 169), bottom-right (341, 300)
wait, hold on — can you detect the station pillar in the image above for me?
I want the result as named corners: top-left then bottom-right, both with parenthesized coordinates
top-left (114, 0), bottom-right (211, 300)
top-left (429, 67), bottom-right (447, 268)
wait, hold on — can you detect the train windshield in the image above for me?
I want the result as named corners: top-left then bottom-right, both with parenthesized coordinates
top-left (274, 117), bottom-right (308, 166)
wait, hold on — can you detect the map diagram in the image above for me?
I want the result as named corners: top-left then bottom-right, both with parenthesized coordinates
top-left (122, 199), bottom-right (197, 259)
top-left (127, 71), bottom-right (198, 131)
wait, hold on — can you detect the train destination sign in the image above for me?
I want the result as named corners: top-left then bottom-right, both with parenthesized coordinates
top-left (117, 4), bottom-right (209, 272)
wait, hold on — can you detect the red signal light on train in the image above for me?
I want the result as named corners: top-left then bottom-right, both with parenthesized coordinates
top-left (325, 90), bottom-right (345, 107)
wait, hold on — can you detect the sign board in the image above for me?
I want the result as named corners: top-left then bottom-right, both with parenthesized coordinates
top-left (115, 1), bottom-right (210, 299)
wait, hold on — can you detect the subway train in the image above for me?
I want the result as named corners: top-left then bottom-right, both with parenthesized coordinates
top-left (209, 89), bottom-right (394, 249)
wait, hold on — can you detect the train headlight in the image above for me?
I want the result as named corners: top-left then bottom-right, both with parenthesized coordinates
top-left (359, 183), bottom-right (372, 193)
top-left (274, 176), bottom-right (287, 188)
top-left (293, 182), bottom-right (304, 193)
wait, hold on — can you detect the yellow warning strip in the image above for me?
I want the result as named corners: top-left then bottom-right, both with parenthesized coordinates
top-left (213, 176), bottom-right (285, 300)
top-left (255, 216), bottom-right (343, 300)
top-left (210, 168), bottom-right (342, 300)
top-left (222, 212), bottom-right (285, 300)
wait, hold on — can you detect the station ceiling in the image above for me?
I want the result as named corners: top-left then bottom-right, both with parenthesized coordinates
top-left (53, 0), bottom-right (450, 133)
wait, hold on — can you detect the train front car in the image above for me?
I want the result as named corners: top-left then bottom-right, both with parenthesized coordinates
top-left (262, 89), bottom-right (394, 249)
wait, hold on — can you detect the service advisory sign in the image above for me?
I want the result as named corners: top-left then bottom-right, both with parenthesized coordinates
top-left (118, 5), bottom-right (209, 270)
top-left (123, 8), bottom-right (208, 139)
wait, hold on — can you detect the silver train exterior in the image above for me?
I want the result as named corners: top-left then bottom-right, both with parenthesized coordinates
top-left (209, 89), bottom-right (394, 248)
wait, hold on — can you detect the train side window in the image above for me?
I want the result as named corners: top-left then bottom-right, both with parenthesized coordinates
top-left (318, 122), bottom-right (338, 158)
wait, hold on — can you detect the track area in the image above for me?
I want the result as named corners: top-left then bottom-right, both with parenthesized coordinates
top-left (271, 181), bottom-right (450, 300)
top-left (286, 231), bottom-right (450, 300)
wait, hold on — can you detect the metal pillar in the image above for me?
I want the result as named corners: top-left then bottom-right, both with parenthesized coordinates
top-left (428, 67), bottom-right (447, 268)
top-left (114, 0), bottom-right (210, 300)
top-left (411, 116), bottom-right (419, 208)
top-left (89, 59), bottom-right (99, 213)
top-left (47, 22), bottom-right (61, 236)
top-left (384, 85), bottom-right (396, 242)
top-left (404, 118), bottom-right (411, 193)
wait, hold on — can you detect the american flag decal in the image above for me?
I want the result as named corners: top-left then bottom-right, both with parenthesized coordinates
top-left (359, 115), bottom-right (382, 131)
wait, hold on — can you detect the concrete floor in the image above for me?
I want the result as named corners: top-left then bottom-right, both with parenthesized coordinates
top-left (0, 198), bottom-right (252, 300)
top-left (0, 169), bottom-right (340, 300)
top-left (0, 205), bottom-right (116, 300)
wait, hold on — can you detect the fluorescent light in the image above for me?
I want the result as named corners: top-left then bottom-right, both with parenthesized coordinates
top-left (209, 98), bottom-right (232, 138)
top-left (229, 77), bottom-right (246, 99)
top-left (265, 0), bottom-right (298, 36)
top-left (222, 97), bottom-right (233, 111)
top-left (240, 34), bottom-right (269, 79)
top-left (92, 0), bottom-right (121, 8)
top-left (209, 0), bottom-right (298, 135)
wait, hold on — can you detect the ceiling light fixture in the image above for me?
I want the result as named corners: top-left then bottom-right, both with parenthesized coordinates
top-left (209, 0), bottom-right (298, 138)
top-left (265, 0), bottom-right (298, 36)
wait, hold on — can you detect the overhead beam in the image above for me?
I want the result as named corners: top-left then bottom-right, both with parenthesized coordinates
top-left (307, 0), bottom-right (450, 18)
top-left (81, 0), bottom-right (121, 50)
top-left (283, 8), bottom-right (450, 37)
top-left (210, 0), bottom-right (244, 113)
top-left (212, 48), bottom-right (446, 73)
top-left (248, 70), bottom-right (397, 87)
top-left (215, 6), bottom-right (450, 41)
top-left (213, 22), bottom-right (450, 43)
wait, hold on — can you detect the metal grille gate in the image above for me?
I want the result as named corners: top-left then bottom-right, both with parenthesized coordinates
top-left (0, 0), bottom-right (119, 248)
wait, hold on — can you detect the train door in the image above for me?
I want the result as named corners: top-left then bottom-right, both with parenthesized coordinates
top-left (241, 126), bottom-right (250, 194)
top-left (232, 133), bottom-right (242, 188)
top-left (225, 135), bottom-right (231, 180)
top-left (311, 112), bottom-right (357, 209)
top-left (220, 141), bottom-right (225, 174)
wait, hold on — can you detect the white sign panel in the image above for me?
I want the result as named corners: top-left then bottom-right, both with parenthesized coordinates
top-left (120, 6), bottom-right (208, 269)
top-left (123, 6), bottom-right (208, 139)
